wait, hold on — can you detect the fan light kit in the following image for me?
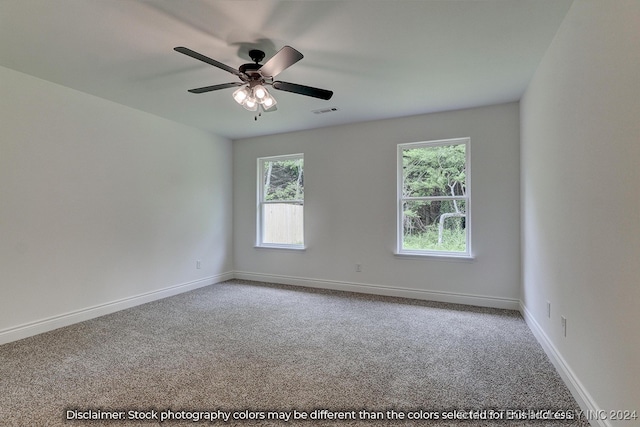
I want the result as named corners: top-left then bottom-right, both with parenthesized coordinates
top-left (232, 83), bottom-right (277, 113)
top-left (174, 45), bottom-right (333, 120)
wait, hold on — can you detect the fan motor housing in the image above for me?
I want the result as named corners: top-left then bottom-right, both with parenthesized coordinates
top-left (240, 49), bottom-right (266, 79)
top-left (239, 63), bottom-right (262, 76)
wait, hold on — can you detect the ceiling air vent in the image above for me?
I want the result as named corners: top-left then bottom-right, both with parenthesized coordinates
top-left (312, 107), bottom-right (339, 115)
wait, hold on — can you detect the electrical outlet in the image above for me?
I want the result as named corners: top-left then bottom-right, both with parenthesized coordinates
top-left (547, 301), bottom-right (551, 318)
top-left (356, 263), bottom-right (362, 272)
top-left (196, 260), bottom-right (201, 269)
top-left (561, 316), bottom-right (567, 337)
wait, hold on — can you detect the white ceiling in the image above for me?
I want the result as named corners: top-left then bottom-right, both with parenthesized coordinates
top-left (0, 0), bottom-right (573, 140)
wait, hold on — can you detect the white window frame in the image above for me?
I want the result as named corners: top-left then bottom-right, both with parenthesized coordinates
top-left (397, 137), bottom-right (471, 258)
top-left (256, 153), bottom-right (305, 250)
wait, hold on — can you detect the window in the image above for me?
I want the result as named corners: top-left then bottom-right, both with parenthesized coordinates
top-left (397, 138), bottom-right (471, 257)
top-left (257, 154), bottom-right (304, 249)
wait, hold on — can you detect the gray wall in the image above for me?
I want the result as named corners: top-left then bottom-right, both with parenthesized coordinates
top-left (520, 0), bottom-right (640, 421)
top-left (233, 103), bottom-right (521, 309)
top-left (0, 66), bottom-right (234, 343)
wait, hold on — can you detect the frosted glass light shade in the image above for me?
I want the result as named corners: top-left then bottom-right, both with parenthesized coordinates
top-left (262, 95), bottom-right (277, 110)
top-left (243, 96), bottom-right (258, 111)
top-left (253, 85), bottom-right (267, 101)
top-left (233, 86), bottom-right (250, 104)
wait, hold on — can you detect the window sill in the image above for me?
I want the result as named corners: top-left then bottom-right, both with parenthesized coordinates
top-left (254, 245), bottom-right (306, 252)
top-left (394, 252), bottom-right (475, 262)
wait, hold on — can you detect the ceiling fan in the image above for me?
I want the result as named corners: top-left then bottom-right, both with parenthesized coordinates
top-left (174, 45), bottom-right (333, 116)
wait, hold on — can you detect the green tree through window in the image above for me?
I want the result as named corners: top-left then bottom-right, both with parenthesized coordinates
top-left (398, 138), bottom-right (470, 256)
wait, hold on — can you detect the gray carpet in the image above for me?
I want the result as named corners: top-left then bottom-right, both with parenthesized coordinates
top-left (0, 280), bottom-right (589, 426)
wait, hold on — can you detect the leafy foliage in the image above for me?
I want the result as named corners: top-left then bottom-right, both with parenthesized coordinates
top-left (263, 159), bottom-right (304, 201)
top-left (403, 144), bottom-right (466, 198)
top-left (402, 143), bottom-right (467, 252)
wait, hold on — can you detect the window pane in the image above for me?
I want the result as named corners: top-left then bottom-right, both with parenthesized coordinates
top-left (263, 158), bottom-right (304, 201)
top-left (402, 144), bottom-right (466, 198)
top-left (263, 203), bottom-right (304, 245)
top-left (402, 199), bottom-right (466, 252)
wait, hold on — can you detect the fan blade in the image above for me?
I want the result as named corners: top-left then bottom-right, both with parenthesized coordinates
top-left (259, 46), bottom-right (303, 78)
top-left (272, 81), bottom-right (333, 100)
top-left (174, 47), bottom-right (243, 78)
top-left (187, 82), bottom-right (243, 94)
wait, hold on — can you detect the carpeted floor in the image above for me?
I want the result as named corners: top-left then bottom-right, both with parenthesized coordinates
top-left (0, 280), bottom-right (589, 426)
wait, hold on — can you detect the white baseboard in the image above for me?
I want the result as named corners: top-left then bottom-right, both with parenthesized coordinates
top-left (519, 302), bottom-right (607, 427)
top-left (233, 271), bottom-right (520, 310)
top-left (0, 272), bottom-right (234, 345)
